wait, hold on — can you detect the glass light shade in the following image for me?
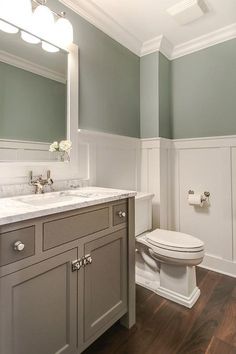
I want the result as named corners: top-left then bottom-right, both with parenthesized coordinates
top-left (21, 31), bottom-right (41, 44)
top-left (0, 0), bottom-right (32, 33)
top-left (33, 5), bottom-right (54, 40)
top-left (42, 41), bottom-right (59, 53)
top-left (0, 20), bottom-right (18, 33)
top-left (54, 17), bottom-right (73, 47)
top-left (14, 0), bottom-right (32, 28)
top-left (0, 0), bottom-right (18, 33)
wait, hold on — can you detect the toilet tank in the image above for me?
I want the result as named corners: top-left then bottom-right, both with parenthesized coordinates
top-left (135, 192), bottom-right (154, 236)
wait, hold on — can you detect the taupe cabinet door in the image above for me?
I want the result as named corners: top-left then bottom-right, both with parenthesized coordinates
top-left (84, 229), bottom-right (127, 341)
top-left (0, 249), bottom-right (78, 354)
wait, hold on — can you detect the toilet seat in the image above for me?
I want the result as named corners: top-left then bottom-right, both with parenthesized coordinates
top-left (137, 232), bottom-right (204, 266)
top-left (148, 243), bottom-right (204, 264)
top-left (146, 229), bottom-right (204, 253)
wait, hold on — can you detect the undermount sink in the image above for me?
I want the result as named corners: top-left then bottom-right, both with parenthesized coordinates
top-left (15, 192), bottom-right (87, 207)
top-left (14, 188), bottom-right (119, 207)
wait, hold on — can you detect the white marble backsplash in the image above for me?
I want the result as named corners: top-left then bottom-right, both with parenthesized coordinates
top-left (0, 178), bottom-right (89, 198)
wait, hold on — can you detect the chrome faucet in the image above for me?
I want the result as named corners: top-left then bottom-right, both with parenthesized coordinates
top-left (29, 170), bottom-right (53, 194)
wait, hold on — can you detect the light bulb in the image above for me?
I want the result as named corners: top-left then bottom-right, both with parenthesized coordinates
top-left (54, 17), bottom-right (73, 47)
top-left (0, 0), bottom-right (19, 33)
top-left (42, 41), bottom-right (59, 53)
top-left (21, 31), bottom-right (41, 44)
top-left (14, 0), bottom-right (32, 28)
top-left (33, 5), bottom-right (54, 40)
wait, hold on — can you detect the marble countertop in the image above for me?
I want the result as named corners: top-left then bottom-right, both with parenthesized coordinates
top-left (0, 187), bottom-right (136, 226)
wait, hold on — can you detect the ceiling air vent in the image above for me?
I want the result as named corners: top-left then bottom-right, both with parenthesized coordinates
top-left (167, 0), bottom-right (208, 25)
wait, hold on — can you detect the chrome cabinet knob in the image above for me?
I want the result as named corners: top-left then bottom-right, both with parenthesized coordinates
top-left (13, 241), bottom-right (25, 252)
top-left (118, 211), bottom-right (126, 218)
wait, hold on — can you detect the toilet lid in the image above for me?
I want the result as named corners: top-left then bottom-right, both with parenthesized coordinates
top-left (146, 229), bottom-right (204, 252)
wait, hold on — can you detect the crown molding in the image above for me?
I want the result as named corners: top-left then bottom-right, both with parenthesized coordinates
top-left (140, 35), bottom-right (173, 59)
top-left (59, 0), bottom-right (142, 56)
top-left (140, 35), bottom-right (163, 57)
top-left (59, 1), bottom-right (236, 61)
top-left (171, 23), bottom-right (236, 59)
top-left (160, 36), bottom-right (174, 59)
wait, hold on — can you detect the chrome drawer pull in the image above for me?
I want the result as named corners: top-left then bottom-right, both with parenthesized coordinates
top-left (118, 211), bottom-right (126, 218)
top-left (13, 241), bottom-right (25, 252)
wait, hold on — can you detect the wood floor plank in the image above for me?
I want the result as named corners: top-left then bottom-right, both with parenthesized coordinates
top-left (83, 269), bottom-right (236, 354)
top-left (214, 293), bottom-right (236, 346)
top-left (136, 284), bottom-right (154, 305)
top-left (196, 267), bottom-right (209, 284)
top-left (112, 269), bottom-right (210, 354)
top-left (113, 300), bottom-right (179, 354)
top-left (84, 286), bottom-right (165, 354)
top-left (206, 337), bottom-right (236, 354)
top-left (231, 286), bottom-right (236, 299)
top-left (176, 274), bottom-right (236, 354)
top-left (144, 270), bottom-right (221, 354)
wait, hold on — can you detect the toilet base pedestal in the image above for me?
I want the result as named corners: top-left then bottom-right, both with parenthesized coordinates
top-left (156, 263), bottom-right (200, 308)
top-left (156, 284), bottom-right (200, 308)
top-left (135, 262), bottom-right (201, 308)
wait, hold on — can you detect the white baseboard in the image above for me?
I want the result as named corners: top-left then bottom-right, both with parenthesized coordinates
top-left (199, 254), bottom-right (236, 278)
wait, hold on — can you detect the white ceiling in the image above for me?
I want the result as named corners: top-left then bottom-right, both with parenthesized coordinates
top-left (60, 0), bottom-right (236, 58)
top-left (89, 0), bottom-right (236, 44)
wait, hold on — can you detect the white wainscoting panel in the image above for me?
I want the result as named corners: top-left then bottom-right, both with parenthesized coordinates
top-left (173, 136), bottom-right (236, 277)
top-left (231, 147), bottom-right (236, 263)
top-left (141, 138), bottom-right (172, 229)
top-left (178, 147), bottom-right (232, 260)
top-left (78, 130), bottom-right (141, 190)
top-left (140, 135), bottom-right (236, 276)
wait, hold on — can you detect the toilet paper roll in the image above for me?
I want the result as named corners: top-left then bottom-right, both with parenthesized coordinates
top-left (188, 194), bottom-right (204, 207)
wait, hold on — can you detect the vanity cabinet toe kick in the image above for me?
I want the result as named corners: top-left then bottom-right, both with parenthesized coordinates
top-left (0, 197), bottom-right (135, 354)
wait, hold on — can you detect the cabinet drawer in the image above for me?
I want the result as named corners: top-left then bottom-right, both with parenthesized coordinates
top-left (113, 203), bottom-right (128, 226)
top-left (0, 226), bottom-right (35, 267)
top-left (43, 207), bottom-right (109, 250)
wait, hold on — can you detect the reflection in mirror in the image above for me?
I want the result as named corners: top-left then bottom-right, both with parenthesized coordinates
top-left (0, 29), bottom-right (68, 162)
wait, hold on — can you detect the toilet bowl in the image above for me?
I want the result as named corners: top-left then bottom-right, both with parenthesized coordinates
top-left (135, 193), bottom-right (204, 308)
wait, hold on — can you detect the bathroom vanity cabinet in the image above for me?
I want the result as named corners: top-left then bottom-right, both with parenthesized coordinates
top-left (0, 197), bottom-right (135, 354)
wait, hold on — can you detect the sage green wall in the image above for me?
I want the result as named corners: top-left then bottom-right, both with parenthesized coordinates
top-left (159, 52), bottom-right (172, 139)
top-left (0, 61), bottom-right (66, 142)
top-left (140, 52), bottom-right (159, 138)
top-left (140, 52), bottom-right (172, 139)
top-left (172, 38), bottom-right (236, 139)
top-left (49, 0), bottom-right (140, 138)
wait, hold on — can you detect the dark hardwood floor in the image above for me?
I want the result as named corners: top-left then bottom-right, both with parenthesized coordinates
top-left (84, 268), bottom-right (236, 354)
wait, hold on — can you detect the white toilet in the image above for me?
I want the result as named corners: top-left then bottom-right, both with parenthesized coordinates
top-left (135, 192), bottom-right (204, 308)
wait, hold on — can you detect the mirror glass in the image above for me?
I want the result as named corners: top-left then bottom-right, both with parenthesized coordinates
top-left (0, 29), bottom-right (68, 162)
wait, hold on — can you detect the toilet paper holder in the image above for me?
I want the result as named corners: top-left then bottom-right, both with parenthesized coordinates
top-left (188, 190), bottom-right (210, 202)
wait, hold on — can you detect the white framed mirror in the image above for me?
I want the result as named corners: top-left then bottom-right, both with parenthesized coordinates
top-left (0, 25), bottom-right (79, 183)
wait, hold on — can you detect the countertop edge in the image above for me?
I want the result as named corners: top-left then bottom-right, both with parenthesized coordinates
top-left (0, 191), bottom-right (136, 227)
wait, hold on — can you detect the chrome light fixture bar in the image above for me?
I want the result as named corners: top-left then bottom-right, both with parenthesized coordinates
top-left (32, 0), bottom-right (65, 19)
top-left (0, 16), bottom-right (67, 53)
